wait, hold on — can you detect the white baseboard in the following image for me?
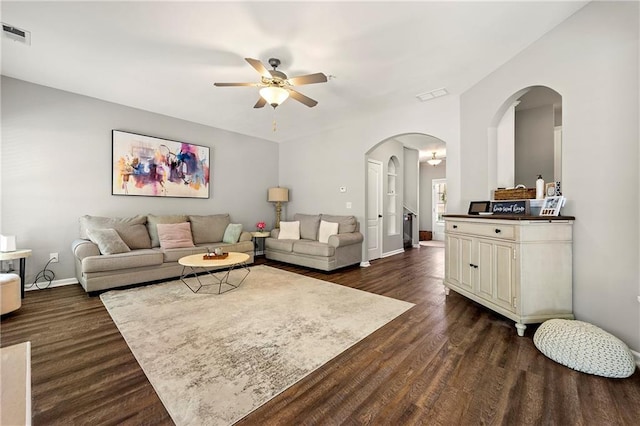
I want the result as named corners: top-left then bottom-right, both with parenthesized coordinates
top-left (381, 248), bottom-right (405, 258)
top-left (24, 278), bottom-right (78, 291)
top-left (359, 261), bottom-right (371, 267)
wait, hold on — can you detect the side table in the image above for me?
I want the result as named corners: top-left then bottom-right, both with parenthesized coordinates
top-left (251, 231), bottom-right (270, 256)
top-left (0, 249), bottom-right (32, 298)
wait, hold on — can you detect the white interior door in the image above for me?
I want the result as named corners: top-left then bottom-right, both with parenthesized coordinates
top-left (367, 159), bottom-right (383, 261)
top-left (432, 179), bottom-right (447, 241)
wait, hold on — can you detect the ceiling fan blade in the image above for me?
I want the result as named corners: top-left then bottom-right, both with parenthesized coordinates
top-left (287, 73), bottom-right (328, 86)
top-left (213, 82), bottom-right (258, 87)
top-left (253, 97), bottom-right (267, 108)
top-left (245, 58), bottom-right (272, 79)
top-left (288, 89), bottom-right (318, 108)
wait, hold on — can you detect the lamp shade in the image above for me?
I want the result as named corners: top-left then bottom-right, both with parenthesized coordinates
top-left (268, 187), bottom-right (289, 202)
top-left (259, 87), bottom-right (290, 108)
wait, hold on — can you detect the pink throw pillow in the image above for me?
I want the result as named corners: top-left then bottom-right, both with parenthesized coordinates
top-left (156, 222), bottom-right (195, 249)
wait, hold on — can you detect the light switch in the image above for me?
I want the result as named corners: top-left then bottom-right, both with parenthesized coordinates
top-left (346, 202), bottom-right (352, 209)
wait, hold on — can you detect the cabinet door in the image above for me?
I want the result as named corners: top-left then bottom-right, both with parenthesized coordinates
top-left (476, 240), bottom-right (494, 301)
top-left (493, 242), bottom-right (516, 312)
top-left (444, 234), bottom-right (460, 286)
top-left (459, 236), bottom-right (474, 292)
top-left (475, 239), bottom-right (516, 313)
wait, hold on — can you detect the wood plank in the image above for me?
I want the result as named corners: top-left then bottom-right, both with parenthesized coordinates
top-left (1, 247), bottom-right (638, 425)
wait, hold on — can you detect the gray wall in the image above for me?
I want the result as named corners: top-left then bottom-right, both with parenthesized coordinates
top-left (515, 105), bottom-right (555, 187)
top-left (459, 1), bottom-right (639, 350)
top-left (419, 161), bottom-right (446, 231)
top-left (0, 77), bottom-right (279, 283)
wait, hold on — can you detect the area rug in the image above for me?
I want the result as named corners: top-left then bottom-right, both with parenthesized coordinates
top-left (100, 265), bottom-right (414, 425)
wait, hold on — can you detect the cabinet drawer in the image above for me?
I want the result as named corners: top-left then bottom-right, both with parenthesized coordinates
top-left (446, 221), bottom-right (515, 240)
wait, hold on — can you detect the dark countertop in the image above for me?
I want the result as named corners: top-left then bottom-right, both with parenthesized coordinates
top-left (443, 214), bottom-right (575, 221)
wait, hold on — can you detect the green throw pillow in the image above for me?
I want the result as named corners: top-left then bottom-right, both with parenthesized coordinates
top-left (222, 223), bottom-right (243, 244)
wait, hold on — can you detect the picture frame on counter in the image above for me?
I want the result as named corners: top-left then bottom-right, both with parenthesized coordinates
top-left (545, 182), bottom-right (557, 197)
top-left (540, 196), bottom-right (565, 216)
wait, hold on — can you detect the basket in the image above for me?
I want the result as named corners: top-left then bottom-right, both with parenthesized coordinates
top-left (203, 253), bottom-right (228, 260)
top-left (494, 188), bottom-right (536, 200)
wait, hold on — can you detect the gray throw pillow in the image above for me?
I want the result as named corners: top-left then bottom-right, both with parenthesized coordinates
top-left (189, 214), bottom-right (230, 244)
top-left (87, 228), bottom-right (131, 255)
top-left (80, 215), bottom-right (151, 249)
top-left (293, 213), bottom-right (321, 240)
top-left (222, 223), bottom-right (243, 244)
top-left (320, 214), bottom-right (357, 234)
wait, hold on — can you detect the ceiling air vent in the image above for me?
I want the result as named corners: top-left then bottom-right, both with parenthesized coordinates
top-left (2, 23), bottom-right (31, 45)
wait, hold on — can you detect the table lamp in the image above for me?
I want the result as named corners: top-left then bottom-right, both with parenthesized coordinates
top-left (268, 187), bottom-right (289, 228)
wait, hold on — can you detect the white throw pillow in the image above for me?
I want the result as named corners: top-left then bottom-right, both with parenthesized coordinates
top-left (278, 221), bottom-right (300, 240)
top-left (318, 220), bottom-right (339, 243)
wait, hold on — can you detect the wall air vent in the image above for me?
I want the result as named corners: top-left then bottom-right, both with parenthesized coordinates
top-left (2, 23), bottom-right (31, 45)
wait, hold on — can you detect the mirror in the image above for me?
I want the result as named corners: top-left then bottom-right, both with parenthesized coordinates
top-left (495, 86), bottom-right (562, 189)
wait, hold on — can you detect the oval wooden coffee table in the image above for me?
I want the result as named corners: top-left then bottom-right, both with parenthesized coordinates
top-left (178, 252), bottom-right (250, 294)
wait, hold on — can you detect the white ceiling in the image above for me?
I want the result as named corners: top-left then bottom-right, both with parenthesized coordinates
top-left (1, 1), bottom-right (588, 143)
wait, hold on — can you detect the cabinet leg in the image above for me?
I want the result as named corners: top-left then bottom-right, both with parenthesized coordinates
top-left (515, 323), bottom-right (526, 337)
top-left (444, 286), bottom-right (450, 296)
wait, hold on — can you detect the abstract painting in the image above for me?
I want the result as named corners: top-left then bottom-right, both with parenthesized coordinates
top-left (112, 130), bottom-right (210, 198)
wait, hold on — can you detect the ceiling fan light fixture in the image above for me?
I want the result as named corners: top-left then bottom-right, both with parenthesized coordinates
top-left (260, 86), bottom-right (289, 108)
top-left (427, 152), bottom-right (442, 166)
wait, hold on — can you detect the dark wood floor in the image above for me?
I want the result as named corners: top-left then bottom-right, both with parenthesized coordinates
top-left (2, 246), bottom-right (639, 425)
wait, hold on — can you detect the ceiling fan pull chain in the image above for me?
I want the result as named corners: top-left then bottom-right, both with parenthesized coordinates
top-left (272, 108), bottom-right (277, 132)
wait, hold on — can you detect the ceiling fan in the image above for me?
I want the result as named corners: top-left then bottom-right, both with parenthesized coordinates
top-left (214, 58), bottom-right (328, 109)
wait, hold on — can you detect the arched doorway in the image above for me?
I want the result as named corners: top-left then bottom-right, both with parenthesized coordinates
top-left (365, 133), bottom-right (447, 262)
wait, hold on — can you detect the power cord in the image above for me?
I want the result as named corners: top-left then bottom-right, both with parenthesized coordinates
top-left (25, 258), bottom-right (56, 290)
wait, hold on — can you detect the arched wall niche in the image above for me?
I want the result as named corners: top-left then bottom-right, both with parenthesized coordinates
top-left (489, 85), bottom-right (562, 192)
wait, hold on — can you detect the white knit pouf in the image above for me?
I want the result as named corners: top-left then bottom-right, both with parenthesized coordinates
top-left (534, 319), bottom-right (636, 378)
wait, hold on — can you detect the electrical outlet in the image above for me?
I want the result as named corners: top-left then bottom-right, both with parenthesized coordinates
top-left (49, 252), bottom-right (59, 263)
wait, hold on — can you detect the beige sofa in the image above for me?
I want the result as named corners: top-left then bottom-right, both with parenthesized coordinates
top-left (71, 214), bottom-right (254, 293)
top-left (265, 214), bottom-right (363, 271)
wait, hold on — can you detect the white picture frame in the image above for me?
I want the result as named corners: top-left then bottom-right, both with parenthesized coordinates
top-left (539, 196), bottom-right (565, 216)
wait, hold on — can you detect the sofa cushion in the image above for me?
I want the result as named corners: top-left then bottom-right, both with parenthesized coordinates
top-left (318, 220), bottom-right (339, 244)
top-left (157, 222), bottom-right (195, 249)
top-left (293, 241), bottom-right (336, 257)
top-left (294, 214), bottom-right (321, 240)
top-left (87, 228), bottom-right (131, 255)
top-left (223, 223), bottom-right (243, 244)
top-left (265, 238), bottom-right (295, 252)
top-left (147, 214), bottom-right (189, 247)
top-left (278, 221), bottom-right (300, 240)
top-left (321, 214), bottom-right (358, 234)
top-left (157, 246), bottom-right (206, 263)
top-left (189, 214), bottom-right (230, 244)
top-left (82, 249), bottom-right (163, 273)
top-left (80, 215), bottom-right (152, 249)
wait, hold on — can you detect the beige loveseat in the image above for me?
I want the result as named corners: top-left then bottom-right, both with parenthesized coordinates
top-left (71, 214), bottom-right (254, 293)
top-left (265, 214), bottom-right (363, 271)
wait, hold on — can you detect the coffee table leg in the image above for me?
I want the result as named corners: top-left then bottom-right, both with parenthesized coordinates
top-left (181, 263), bottom-right (251, 295)
top-left (180, 266), bottom-right (204, 293)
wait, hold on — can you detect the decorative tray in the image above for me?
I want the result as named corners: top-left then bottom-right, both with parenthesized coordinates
top-left (203, 253), bottom-right (228, 260)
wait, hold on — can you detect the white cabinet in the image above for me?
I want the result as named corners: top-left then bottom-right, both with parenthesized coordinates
top-left (444, 216), bottom-right (574, 336)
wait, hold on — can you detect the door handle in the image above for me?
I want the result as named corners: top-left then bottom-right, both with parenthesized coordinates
top-left (378, 214), bottom-right (383, 218)
top-left (453, 225), bottom-right (458, 229)
top-left (495, 228), bottom-right (501, 234)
